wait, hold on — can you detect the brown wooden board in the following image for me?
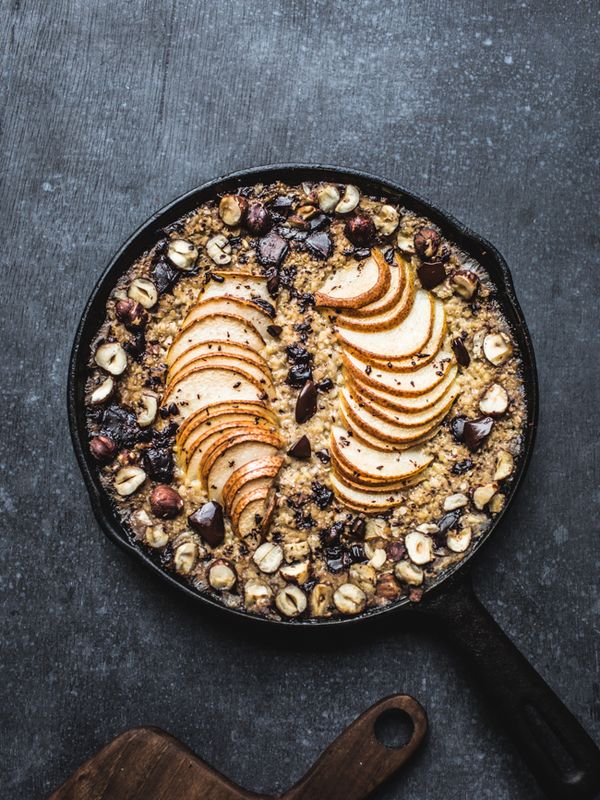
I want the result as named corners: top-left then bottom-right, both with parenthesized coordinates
top-left (49, 695), bottom-right (427, 800)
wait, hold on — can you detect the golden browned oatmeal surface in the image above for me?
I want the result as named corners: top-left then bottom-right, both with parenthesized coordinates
top-left (85, 180), bottom-right (526, 620)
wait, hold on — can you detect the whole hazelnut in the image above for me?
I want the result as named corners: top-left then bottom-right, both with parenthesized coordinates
top-left (115, 298), bottom-right (147, 330)
top-left (245, 203), bottom-right (272, 235)
top-left (89, 435), bottom-right (117, 464)
top-left (219, 194), bottom-right (248, 227)
top-left (345, 213), bottom-right (376, 246)
top-left (450, 269), bottom-right (479, 300)
top-left (414, 227), bottom-right (441, 260)
top-left (376, 573), bottom-right (401, 600)
top-left (150, 484), bottom-right (184, 519)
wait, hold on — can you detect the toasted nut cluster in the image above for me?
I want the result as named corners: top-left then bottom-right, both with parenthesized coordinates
top-left (376, 573), bottom-right (401, 600)
top-left (405, 531), bottom-right (433, 565)
top-left (114, 465), bottom-right (146, 496)
top-left (395, 561), bottom-right (424, 586)
top-left (473, 482), bottom-right (499, 510)
top-left (479, 383), bottom-right (509, 416)
top-left (115, 298), bottom-right (146, 329)
top-left (219, 194), bottom-right (248, 227)
top-left (95, 342), bottom-right (127, 375)
top-left (317, 184), bottom-right (340, 212)
top-left (275, 584), bottom-right (307, 617)
top-left (173, 539), bottom-right (198, 574)
top-left (446, 528), bottom-right (472, 553)
top-left (335, 184), bottom-right (360, 214)
top-left (333, 583), bottom-right (366, 615)
top-left (349, 563), bottom-right (377, 595)
top-left (253, 542), bottom-right (283, 574)
top-left (372, 204), bottom-right (399, 236)
top-left (146, 525), bottom-right (169, 549)
top-left (494, 450), bottom-right (514, 481)
top-left (443, 493), bottom-right (469, 511)
top-left (167, 239), bottom-right (198, 271)
top-left (90, 375), bottom-right (114, 405)
top-left (206, 234), bottom-right (232, 265)
top-left (280, 561), bottom-right (310, 584)
top-left (150, 485), bottom-right (183, 518)
top-left (128, 277), bottom-right (158, 309)
top-left (90, 435), bottom-right (117, 464)
top-left (208, 559), bottom-right (237, 590)
top-left (137, 392), bottom-right (158, 427)
top-left (310, 583), bottom-right (333, 616)
top-left (244, 578), bottom-right (272, 611)
top-left (450, 269), bottom-right (479, 300)
top-left (483, 332), bottom-right (513, 365)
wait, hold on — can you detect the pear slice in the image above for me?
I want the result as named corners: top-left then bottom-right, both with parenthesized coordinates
top-left (167, 313), bottom-right (265, 366)
top-left (168, 339), bottom-right (270, 383)
top-left (176, 400), bottom-right (277, 447)
top-left (222, 455), bottom-right (284, 513)
top-left (314, 253), bottom-right (390, 309)
top-left (336, 290), bottom-right (434, 360)
top-left (342, 349), bottom-right (454, 395)
top-left (337, 402), bottom-right (441, 452)
top-left (334, 256), bottom-right (415, 331)
top-left (178, 404), bottom-right (277, 456)
top-left (230, 485), bottom-right (275, 538)
top-left (202, 429), bottom-right (284, 503)
top-left (329, 470), bottom-right (425, 512)
top-left (199, 271), bottom-right (269, 303)
top-left (161, 365), bottom-right (274, 421)
top-left (330, 425), bottom-right (432, 484)
top-left (331, 458), bottom-right (426, 493)
top-left (184, 422), bottom-right (271, 483)
top-left (168, 351), bottom-right (272, 392)
top-left (345, 364), bottom-right (458, 414)
top-left (338, 251), bottom-right (407, 318)
top-left (183, 296), bottom-right (273, 340)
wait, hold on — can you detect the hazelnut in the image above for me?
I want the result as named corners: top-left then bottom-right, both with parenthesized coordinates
top-left (494, 450), bottom-right (514, 481)
top-left (245, 203), bottom-right (272, 235)
top-left (395, 561), bottom-right (424, 586)
top-left (450, 269), bottom-right (479, 300)
top-left (115, 298), bottom-right (147, 330)
top-left (94, 342), bottom-right (127, 376)
top-left (280, 561), bottom-right (310, 584)
top-left (376, 573), bottom-right (401, 600)
top-left (89, 376), bottom-right (114, 405)
top-left (349, 563), bottom-right (377, 594)
top-left (166, 238), bottom-right (198, 271)
top-left (473, 483), bottom-right (499, 510)
top-left (296, 204), bottom-right (319, 220)
top-left (479, 383), bottom-right (509, 417)
top-left (333, 583), bottom-right (366, 615)
top-left (253, 542), bottom-right (283, 574)
top-left (208, 559), bottom-right (237, 591)
top-left (405, 531), bottom-right (433, 565)
top-left (483, 332), bottom-right (513, 366)
top-left (335, 184), bottom-right (360, 214)
top-left (129, 509), bottom-right (153, 538)
top-left (219, 194), bottom-right (248, 227)
top-left (173, 539), bottom-right (198, 574)
top-left (89, 435), bottom-right (117, 464)
top-left (146, 525), bottom-right (169, 549)
top-left (372, 204), bottom-right (399, 236)
top-left (368, 547), bottom-right (387, 570)
top-left (416, 522), bottom-right (439, 535)
top-left (275, 584), bottom-right (307, 617)
top-left (316, 184), bottom-right (340, 213)
top-left (244, 578), bottom-right (273, 611)
top-left (489, 494), bottom-right (505, 514)
top-left (309, 583), bottom-right (334, 617)
top-left (206, 234), bottom-right (232, 265)
top-left (137, 392), bottom-right (158, 427)
top-left (128, 277), bottom-right (158, 309)
top-left (150, 485), bottom-right (184, 518)
top-left (414, 227), bottom-right (441, 260)
top-left (443, 493), bottom-right (469, 511)
top-left (396, 232), bottom-right (416, 253)
top-left (446, 527), bottom-right (472, 553)
top-left (283, 541), bottom-right (310, 562)
top-left (114, 465), bottom-right (146, 496)
top-left (345, 213), bottom-right (376, 246)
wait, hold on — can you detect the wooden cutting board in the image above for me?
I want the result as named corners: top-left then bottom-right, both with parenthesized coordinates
top-left (49, 694), bottom-right (427, 800)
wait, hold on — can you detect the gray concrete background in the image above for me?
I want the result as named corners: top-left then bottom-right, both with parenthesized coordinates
top-left (1, 1), bottom-right (599, 797)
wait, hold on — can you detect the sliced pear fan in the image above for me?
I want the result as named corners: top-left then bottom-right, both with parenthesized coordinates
top-left (183, 296), bottom-right (273, 339)
top-left (222, 456), bottom-right (284, 513)
top-left (199, 271), bottom-right (270, 303)
top-left (346, 365), bottom-right (458, 413)
top-left (337, 402), bottom-right (442, 452)
top-left (176, 400), bottom-right (278, 446)
top-left (178, 405), bottom-right (278, 457)
top-left (314, 253), bottom-right (390, 309)
top-left (230, 485), bottom-right (276, 538)
top-left (338, 250), bottom-right (407, 318)
top-left (167, 313), bottom-right (265, 366)
top-left (329, 471), bottom-right (425, 512)
top-left (168, 340), bottom-right (270, 383)
top-left (342, 349), bottom-right (454, 395)
top-left (342, 383), bottom-right (460, 429)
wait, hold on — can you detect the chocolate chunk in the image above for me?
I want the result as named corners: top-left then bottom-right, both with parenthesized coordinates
top-left (251, 297), bottom-right (276, 318)
top-left (296, 291), bottom-right (315, 312)
top-left (101, 404), bottom-right (139, 448)
top-left (286, 363), bottom-right (313, 388)
top-left (257, 231), bottom-right (289, 267)
top-left (384, 247), bottom-right (396, 265)
top-left (311, 481), bottom-right (334, 510)
top-left (325, 545), bottom-right (350, 573)
top-left (349, 543), bottom-right (367, 563)
top-left (417, 262), bottom-right (446, 289)
top-left (307, 213), bottom-right (328, 232)
top-left (449, 414), bottom-right (468, 443)
top-left (451, 458), bottom-right (474, 475)
top-left (188, 501), bottom-right (225, 547)
top-left (286, 343), bottom-right (313, 363)
top-left (352, 247), bottom-right (371, 260)
top-left (266, 324), bottom-right (282, 338)
top-left (271, 195), bottom-right (294, 215)
top-left (124, 330), bottom-right (146, 361)
top-left (208, 271), bottom-right (225, 283)
top-left (287, 435), bottom-right (311, 460)
top-left (305, 230), bottom-right (333, 259)
top-left (452, 337), bottom-right (471, 367)
top-left (438, 510), bottom-right (462, 534)
top-left (316, 378), bottom-right (334, 393)
top-left (143, 446), bottom-right (174, 483)
top-left (315, 448), bottom-right (331, 464)
top-left (295, 380), bottom-right (318, 423)
top-left (321, 520), bottom-right (345, 545)
top-left (349, 516), bottom-right (366, 540)
top-left (463, 416), bottom-right (494, 452)
top-left (152, 258), bottom-right (180, 294)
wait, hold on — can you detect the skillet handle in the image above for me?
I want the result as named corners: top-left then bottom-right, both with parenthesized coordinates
top-left (420, 575), bottom-right (600, 800)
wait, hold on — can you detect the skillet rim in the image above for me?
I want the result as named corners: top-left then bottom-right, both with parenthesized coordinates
top-left (67, 163), bottom-right (539, 628)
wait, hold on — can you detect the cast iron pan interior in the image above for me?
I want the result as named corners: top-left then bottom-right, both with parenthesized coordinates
top-left (68, 163), bottom-right (538, 627)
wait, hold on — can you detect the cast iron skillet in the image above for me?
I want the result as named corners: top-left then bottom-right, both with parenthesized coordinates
top-left (68, 165), bottom-right (600, 799)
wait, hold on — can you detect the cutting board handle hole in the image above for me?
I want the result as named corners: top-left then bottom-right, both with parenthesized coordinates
top-left (373, 708), bottom-right (414, 749)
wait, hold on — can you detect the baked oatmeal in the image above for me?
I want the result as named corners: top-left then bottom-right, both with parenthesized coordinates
top-left (85, 180), bottom-right (526, 620)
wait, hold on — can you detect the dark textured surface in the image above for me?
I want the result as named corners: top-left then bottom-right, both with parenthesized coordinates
top-left (1, 2), bottom-right (598, 798)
